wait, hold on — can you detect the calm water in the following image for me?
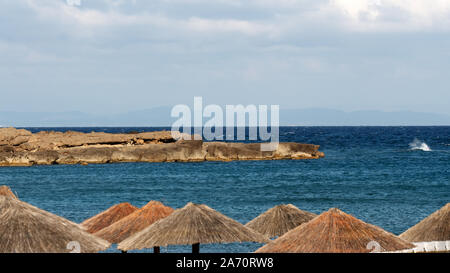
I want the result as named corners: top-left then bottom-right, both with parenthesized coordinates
top-left (1, 126), bottom-right (449, 252)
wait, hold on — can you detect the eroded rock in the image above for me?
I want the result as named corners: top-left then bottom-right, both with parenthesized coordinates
top-left (0, 128), bottom-right (324, 166)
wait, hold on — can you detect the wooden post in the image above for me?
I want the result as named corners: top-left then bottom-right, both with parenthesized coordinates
top-left (192, 243), bottom-right (200, 253)
top-left (154, 246), bottom-right (160, 253)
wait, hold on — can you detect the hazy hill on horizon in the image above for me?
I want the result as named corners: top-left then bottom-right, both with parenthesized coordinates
top-left (1, 107), bottom-right (449, 127)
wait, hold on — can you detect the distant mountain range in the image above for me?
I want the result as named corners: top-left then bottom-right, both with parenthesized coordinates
top-left (1, 107), bottom-right (449, 127)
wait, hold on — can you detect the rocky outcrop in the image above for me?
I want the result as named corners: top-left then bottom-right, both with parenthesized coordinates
top-left (0, 128), bottom-right (324, 166)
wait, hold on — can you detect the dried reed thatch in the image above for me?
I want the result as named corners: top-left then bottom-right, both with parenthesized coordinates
top-left (245, 204), bottom-right (317, 238)
top-left (0, 195), bottom-right (110, 253)
top-left (81, 202), bottom-right (138, 233)
top-left (0, 185), bottom-right (17, 199)
top-left (256, 208), bottom-right (414, 253)
top-left (400, 203), bottom-right (450, 242)
top-left (94, 201), bottom-right (174, 243)
top-left (118, 202), bottom-right (270, 252)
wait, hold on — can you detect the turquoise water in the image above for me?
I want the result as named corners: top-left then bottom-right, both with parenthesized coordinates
top-left (1, 126), bottom-right (449, 252)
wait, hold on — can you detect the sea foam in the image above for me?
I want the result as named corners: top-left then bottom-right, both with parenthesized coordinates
top-left (409, 138), bottom-right (432, 151)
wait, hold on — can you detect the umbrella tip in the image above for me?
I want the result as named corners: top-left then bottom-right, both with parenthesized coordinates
top-left (143, 200), bottom-right (165, 208)
top-left (0, 185), bottom-right (18, 199)
top-left (328, 208), bottom-right (343, 213)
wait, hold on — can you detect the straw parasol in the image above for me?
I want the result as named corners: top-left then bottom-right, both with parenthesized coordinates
top-left (256, 208), bottom-right (414, 253)
top-left (94, 201), bottom-right (174, 245)
top-left (400, 203), bottom-right (450, 242)
top-left (0, 195), bottom-right (110, 253)
top-left (118, 202), bottom-right (271, 253)
top-left (245, 204), bottom-right (317, 238)
top-left (81, 202), bottom-right (138, 233)
top-left (0, 185), bottom-right (17, 199)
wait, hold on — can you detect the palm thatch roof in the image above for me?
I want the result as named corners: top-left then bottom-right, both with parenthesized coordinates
top-left (81, 202), bottom-right (138, 233)
top-left (118, 202), bottom-right (270, 251)
top-left (245, 204), bottom-right (317, 238)
top-left (0, 195), bottom-right (110, 253)
top-left (256, 208), bottom-right (414, 253)
top-left (400, 203), bottom-right (450, 242)
top-left (0, 185), bottom-right (17, 199)
top-left (94, 201), bottom-right (174, 243)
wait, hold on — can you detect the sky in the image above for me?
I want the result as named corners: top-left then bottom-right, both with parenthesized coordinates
top-left (1, 0), bottom-right (450, 116)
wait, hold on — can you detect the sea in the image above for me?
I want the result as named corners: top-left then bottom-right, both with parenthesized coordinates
top-left (0, 126), bottom-right (449, 253)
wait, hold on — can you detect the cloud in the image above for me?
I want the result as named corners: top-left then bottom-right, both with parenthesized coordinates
top-left (330, 0), bottom-right (450, 31)
top-left (185, 17), bottom-right (275, 35)
top-left (66, 0), bottom-right (81, 7)
top-left (19, 0), bottom-right (450, 43)
top-left (0, 41), bottom-right (68, 64)
top-left (27, 0), bottom-right (142, 27)
top-left (24, 0), bottom-right (274, 38)
top-left (1, 0), bottom-right (450, 115)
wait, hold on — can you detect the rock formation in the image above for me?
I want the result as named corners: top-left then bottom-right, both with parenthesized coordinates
top-left (0, 128), bottom-right (324, 166)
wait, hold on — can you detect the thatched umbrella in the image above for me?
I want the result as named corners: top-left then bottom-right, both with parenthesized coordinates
top-left (0, 195), bottom-right (110, 253)
top-left (81, 202), bottom-right (138, 233)
top-left (0, 185), bottom-right (17, 199)
top-left (400, 203), bottom-right (450, 242)
top-left (94, 201), bottom-right (174, 249)
top-left (245, 204), bottom-right (317, 238)
top-left (118, 202), bottom-right (270, 253)
top-left (256, 208), bottom-right (414, 253)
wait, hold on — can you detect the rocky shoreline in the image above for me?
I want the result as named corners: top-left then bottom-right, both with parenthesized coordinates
top-left (0, 128), bottom-right (324, 166)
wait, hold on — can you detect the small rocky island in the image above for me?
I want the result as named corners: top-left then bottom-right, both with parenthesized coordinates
top-left (0, 128), bottom-right (324, 166)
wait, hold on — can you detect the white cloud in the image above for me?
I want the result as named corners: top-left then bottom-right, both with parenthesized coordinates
top-left (330, 0), bottom-right (450, 31)
top-left (1, 1), bottom-right (450, 115)
top-left (185, 17), bottom-right (275, 35)
top-left (25, 0), bottom-right (276, 37)
top-left (27, 0), bottom-right (142, 27)
top-left (66, 0), bottom-right (81, 7)
top-left (0, 41), bottom-right (68, 64)
top-left (21, 0), bottom-right (450, 39)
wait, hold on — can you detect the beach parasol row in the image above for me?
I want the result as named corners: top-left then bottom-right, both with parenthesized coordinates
top-left (0, 185), bottom-right (448, 253)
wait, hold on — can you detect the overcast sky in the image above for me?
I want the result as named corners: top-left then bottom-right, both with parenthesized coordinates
top-left (1, 0), bottom-right (450, 115)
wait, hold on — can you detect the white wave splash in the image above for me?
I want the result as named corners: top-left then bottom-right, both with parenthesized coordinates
top-left (409, 138), bottom-right (432, 151)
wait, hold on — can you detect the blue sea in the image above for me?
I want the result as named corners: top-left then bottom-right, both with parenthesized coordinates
top-left (1, 126), bottom-right (449, 253)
